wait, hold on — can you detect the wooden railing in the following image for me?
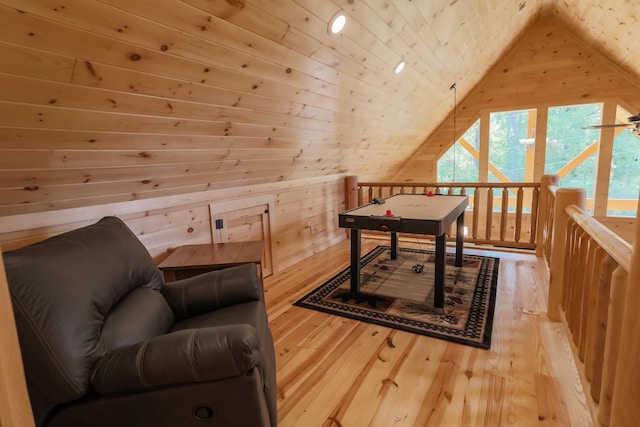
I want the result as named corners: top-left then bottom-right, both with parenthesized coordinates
top-left (350, 179), bottom-right (541, 249)
top-left (545, 184), bottom-right (638, 427)
top-left (536, 175), bottom-right (559, 259)
top-left (346, 174), bottom-right (640, 425)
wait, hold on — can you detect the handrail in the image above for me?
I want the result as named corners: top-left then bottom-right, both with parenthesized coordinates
top-left (565, 204), bottom-right (632, 272)
top-left (547, 190), bottom-right (635, 427)
top-left (358, 181), bottom-right (540, 188)
top-left (355, 180), bottom-right (542, 250)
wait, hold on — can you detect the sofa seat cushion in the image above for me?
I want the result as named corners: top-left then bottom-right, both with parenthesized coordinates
top-left (170, 300), bottom-right (269, 336)
top-left (101, 287), bottom-right (174, 351)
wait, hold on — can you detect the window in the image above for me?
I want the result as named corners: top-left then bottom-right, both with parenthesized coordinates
top-left (489, 109), bottom-right (536, 183)
top-left (437, 119), bottom-right (480, 182)
top-left (608, 106), bottom-right (640, 216)
top-left (545, 103), bottom-right (602, 207)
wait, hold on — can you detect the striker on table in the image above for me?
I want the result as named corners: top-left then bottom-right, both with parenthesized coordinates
top-left (338, 193), bottom-right (468, 309)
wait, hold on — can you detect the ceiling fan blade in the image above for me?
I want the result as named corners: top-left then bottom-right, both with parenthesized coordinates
top-left (582, 124), bottom-right (629, 129)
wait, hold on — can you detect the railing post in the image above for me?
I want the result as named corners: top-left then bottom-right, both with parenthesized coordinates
top-left (610, 194), bottom-right (640, 427)
top-left (345, 175), bottom-right (358, 211)
top-left (345, 176), bottom-right (358, 239)
top-left (599, 266), bottom-right (628, 426)
top-left (536, 174), bottom-right (559, 257)
top-left (548, 187), bottom-right (586, 321)
top-left (0, 247), bottom-right (36, 427)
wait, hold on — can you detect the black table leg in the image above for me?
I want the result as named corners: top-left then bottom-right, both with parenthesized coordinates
top-left (456, 210), bottom-right (465, 267)
top-left (434, 233), bottom-right (445, 308)
top-left (390, 231), bottom-right (398, 260)
top-left (349, 229), bottom-right (361, 294)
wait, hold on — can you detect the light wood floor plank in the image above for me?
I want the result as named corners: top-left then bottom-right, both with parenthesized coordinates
top-left (264, 237), bottom-right (594, 426)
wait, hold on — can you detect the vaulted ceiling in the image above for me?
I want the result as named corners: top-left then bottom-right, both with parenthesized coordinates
top-left (0, 0), bottom-right (639, 215)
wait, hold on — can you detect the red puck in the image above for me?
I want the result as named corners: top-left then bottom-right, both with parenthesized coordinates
top-left (385, 209), bottom-right (393, 216)
top-left (427, 191), bottom-right (434, 196)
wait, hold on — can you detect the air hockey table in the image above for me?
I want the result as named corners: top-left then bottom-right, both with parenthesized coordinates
top-left (338, 193), bottom-right (468, 308)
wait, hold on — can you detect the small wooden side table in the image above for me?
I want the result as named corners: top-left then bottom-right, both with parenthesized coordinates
top-left (158, 241), bottom-right (264, 282)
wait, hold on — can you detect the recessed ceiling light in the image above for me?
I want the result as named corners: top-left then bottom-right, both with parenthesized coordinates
top-left (329, 11), bottom-right (346, 35)
top-left (394, 60), bottom-right (406, 74)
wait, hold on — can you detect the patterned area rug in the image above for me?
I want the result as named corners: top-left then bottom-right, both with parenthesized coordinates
top-left (294, 246), bottom-right (500, 349)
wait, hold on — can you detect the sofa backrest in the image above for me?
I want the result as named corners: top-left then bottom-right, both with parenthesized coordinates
top-left (4, 217), bottom-right (166, 408)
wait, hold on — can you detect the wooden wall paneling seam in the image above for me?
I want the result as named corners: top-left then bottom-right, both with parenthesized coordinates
top-left (0, 173), bottom-right (347, 217)
top-left (105, 0), bottom-right (419, 103)
top-left (0, 161), bottom-right (343, 190)
top-left (70, 60), bottom-right (419, 130)
top-left (0, 74), bottom-right (356, 132)
top-left (347, 0), bottom-right (450, 94)
top-left (0, 173), bottom-right (347, 230)
top-left (0, 146), bottom-right (347, 169)
top-left (0, 41), bottom-right (75, 82)
top-left (68, 61), bottom-right (342, 120)
top-left (0, 165), bottom-right (343, 204)
top-left (256, 0), bottom-right (422, 95)
top-left (0, 7), bottom-right (389, 118)
top-left (545, 9), bottom-right (640, 92)
top-left (0, 177), bottom-right (348, 274)
top-left (0, 2), bottom-right (397, 110)
top-left (394, 13), bottom-right (640, 182)
top-left (0, 102), bottom-right (342, 139)
top-left (0, 129), bottom-right (326, 150)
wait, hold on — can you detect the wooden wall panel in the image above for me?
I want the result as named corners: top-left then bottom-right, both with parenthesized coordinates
top-left (0, 175), bottom-right (347, 273)
top-left (0, 0), bottom-right (638, 229)
top-left (0, 0), bottom-right (551, 216)
top-left (393, 11), bottom-right (640, 182)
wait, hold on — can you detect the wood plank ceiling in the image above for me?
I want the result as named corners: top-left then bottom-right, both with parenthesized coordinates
top-left (0, 0), bottom-right (639, 215)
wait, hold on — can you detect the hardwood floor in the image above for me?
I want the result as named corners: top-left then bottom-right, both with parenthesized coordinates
top-left (263, 237), bottom-right (594, 427)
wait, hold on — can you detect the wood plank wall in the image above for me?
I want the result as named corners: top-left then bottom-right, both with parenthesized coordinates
top-left (0, 0), bottom-right (544, 216)
top-left (393, 11), bottom-right (640, 182)
top-left (0, 174), bottom-right (347, 274)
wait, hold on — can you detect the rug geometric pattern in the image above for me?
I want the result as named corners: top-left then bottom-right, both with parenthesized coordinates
top-left (294, 246), bottom-right (500, 349)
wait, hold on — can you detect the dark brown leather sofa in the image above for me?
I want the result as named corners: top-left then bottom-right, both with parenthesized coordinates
top-left (4, 216), bottom-right (277, 427)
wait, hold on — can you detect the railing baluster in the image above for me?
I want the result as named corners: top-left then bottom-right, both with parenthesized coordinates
top-left (569, 231), bottom-right (589, 344)
top-left (590, 256), bottom-right (617, 403)
top-left (515, 187), bottom-right (524, 242)
top-left (579, 239), bottom-right (598, 360)
top-left (545, 191), bottom-right (555, 259)
top-left (485, 188), bottom-right (493, 240)
top-left (598, 266), bottom-right (628, 426)
top-left (529, 187), bottom-right (540, 244)
top-left (473, 187), bottom-right (480, 239)
top-left (354, 181), bottom-right (541, 249)
top-left (500, 188), bottom-right (509, 241)
top-left (584, 247), bottom-right (606, 381)
top-left (562, 221), bottom-right (577, 311)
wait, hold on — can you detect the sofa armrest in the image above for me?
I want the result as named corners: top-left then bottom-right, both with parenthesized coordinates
top-left (91, 324), bottom-right (261, 395)
top-left (161, 263), bottom-right (262, 320)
